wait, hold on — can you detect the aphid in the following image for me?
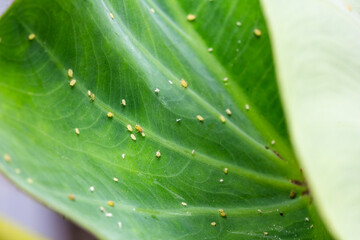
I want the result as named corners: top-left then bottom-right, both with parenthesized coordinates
top-left (155, 150), bottom-right (161, 158)
top-left (127, 125), bottom-right (133, 132)
top-left (253, 28), bottom-right (262, 37)
top-left (15, 169), bottom-right (21, 174)
top-left (191, 149), bottom-right (195, 155)
top-left (105, 212), bottom-right (113, 217)
top-left (100, 206), bottom-right (105, 212)
top-left (279, 212), bottom-right (284, 216)
top-left (90, 186), bottom-right (95, 192)
top-left (271, 140), bottom-right (276, 145)
top-left (27, 178), bottom-right (33, 184)
top-left (150, 8), bottom-right (155, 13)
top-left (90, 93), bottom-right (95, 101)
top-left (310, 224), bottom-right (314, 229)
top-left (264, 232), bottom-right (268, 236)
top-left (208, 48), bottom-right (213, 52)
top-left (69, 79), bottom-right (77, 87)
top-left (154, 88), bottom-right (160, 94)
top-left (224, 168), bottom-right (228, 174)
top-left (196, 115), bottom-right (204, 122)
top-left (67, 69), bottom-right (73, 78)
top-left (110, 13), bottom-right (114, 19)
top-left (3, 154), bottom-right (11, 162)
top-left (220, 115), bottom-right (226, 123)
top-left (180, 78), bottom-right (188, 88)
top-left (68, 194), bottom-right (75, 201)
top-left (236, 21), bottom-right (242, 27)
top-left (211, 222), bottom-right (216, 226)
top-left (135, 124), bottom-right (143, 133)
top-left (257, 209), bottom-right (262, 213)
top-left (107, 112), bottom-right (114, 118)
top-left (108, 200), bottom-right (114, 207)
top-left (118, 221), bottom-right (122, 229)
top-left (28, 33), bottom-right (35, 40)
top-left (225, 108), bottom-right (232, 116)
top-left (87, 90), bottom-right (91, 96)
top-left (113, 177), bottom-right (119, 182)
top-left (121, 99), bottom-right (126, 106)
top-left (122, 153), bottom-right (125, 159)
top-left (218, 209), bottom-right (224, 213)
top-left (245, 104), bottom-right (250, 110)
top-left (290, 191), bottom-right (296, 199)
top-left (75, 128), bottom-right (80, 135)
top-left (176, 118), bottom-right (181, 122)
top-left (305, 217), bottom-right (310, 222)
top-left (168, 80), bottom-right (173, 85)
top-left (219, 179), bottom-right (224, 183)
top-left (130, 134), bottom-right (136, 141)
top-left (141, 132), bottom-right (145, 137)
top-left (181, 202), bottom-right (187, 207)
top-left (223, 77), bottom-right (228, 82)
top-left (187, 14), bottom-right (196, 22)
top-left (220, 212), bottom-right (226, 217)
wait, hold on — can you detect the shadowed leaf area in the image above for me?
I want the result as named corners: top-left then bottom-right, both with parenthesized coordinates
top-left (0, 0), bottom-right (332, 239)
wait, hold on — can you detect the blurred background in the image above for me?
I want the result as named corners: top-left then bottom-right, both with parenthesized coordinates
top-left (0, 1), bottom-right (95, 239)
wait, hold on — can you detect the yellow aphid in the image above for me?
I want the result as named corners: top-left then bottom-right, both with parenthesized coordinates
top-left (87, 90), bottom-right (91, 96)
top-left (107, 112), bottom-right (114, 118)
top-left (208, 48), bottom-right (213, 52)
top-left (69, 79), bottom-right (76, 87)
top-left (220, 115), bottom-right (226, 123)
top-left (27, 178), bottom-right (33, 184)
top-left (3, 154), bottom-right (11, 163)
top-left (141, 132), bottom-right (146, 137)
top-left (181, 202), bottom-right (187, 207)
top-left (196, 115), bottom-right (204, 122)
top-left (67, 69), bottom-right (73, 78)
top-left (219, 209), bottom-right (224, 213)
top-left (90, 93), bottom-right (95, 101)
top-left (122, 99), bottom-right (126, 106)
top-left (220, 212), bottom-right (226, 217)
top-left (191, 149), bottom-right (195, 155)
top-left (211, 222), bottom-right (216, 226)
top-left (187, 14), bottom-right (196, 22)
top-left (264, 232), bottom-right (269, 236)
top-left (225, 108), bottom-right (232, 116)
top-left (155, 150), bottom-right (161, 158)
top-left (253, 28), bottom-right (262, 37)
top-left (68, 194), bottom-right (75, 201)
top-left (108, 200), bottom-right (114, 207)
top-left (75, 128), bottom-right (80, 135)
top-left (223, 77), bottom-right (228, 82)
top-left (127, 125), bottom-right (133, 132)
top-left (271, 140), bottom-right (276, 145)
top-left (113, 177), bottom-right (119, 182)
top-left (130, 134), bottom-right (136, 141)
top-left (28, 33), bottom-right (35, 40)
top-left (346, 4), bottom-right (352, 11)
top-left (180, 78), bottom-right (188, 88)
top-left (110, 13), bottom-right (114, 19)
top-left (245, 104), bottom-right (250, 110)
top-left (135, 124), bottom-right (143, 133)
top-left (224, 168), bottom-right (228, 174)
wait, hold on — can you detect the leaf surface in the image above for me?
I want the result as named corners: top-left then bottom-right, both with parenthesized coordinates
top-left (262, 0), bottom-right (360, 239)
top-left (0, 0), bottom-right (331, 239)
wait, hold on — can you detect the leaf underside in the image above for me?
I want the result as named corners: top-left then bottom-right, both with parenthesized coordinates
top-left (0, 0), bottom-right (332, 239)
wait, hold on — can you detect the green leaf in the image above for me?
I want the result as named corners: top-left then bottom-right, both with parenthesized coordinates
top-left (0, 0), bottom-right (332, 239)
top-left (262, 0), bottom-right (360, 239)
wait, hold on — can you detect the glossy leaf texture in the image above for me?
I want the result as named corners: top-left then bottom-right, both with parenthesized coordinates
top-left (262, 0), bottom-right (360, 239)
top-left (0, 0), bottom-right (331, 239)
